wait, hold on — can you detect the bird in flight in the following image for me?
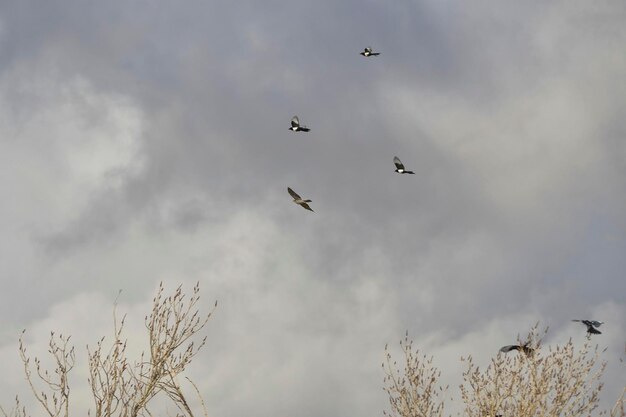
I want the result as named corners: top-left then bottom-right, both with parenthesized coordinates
top-left (499, 342), bottom-right (534, 356)
top-left (360, 47), bottom-right (380, 57)
top-left (572, 319), bottom-right (603, 335)
top-left (393, 156), bottom-right (415, 174)
top-left (289, 116), bottom-right (310, 132)
top-left (288, 187), bottom-right (314, 212)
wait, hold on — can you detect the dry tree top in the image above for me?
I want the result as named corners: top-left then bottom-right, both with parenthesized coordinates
top-left (1, 282), bottom-right (217, 417)
top-left (383, 325), bottom-right (624, 417)
top-left (383, 331), bottom-right (448, 417)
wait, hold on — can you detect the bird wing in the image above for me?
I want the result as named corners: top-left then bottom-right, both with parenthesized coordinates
top-left (587, 325), bottom-right (602, 334)
top-left (299, 126), bottom-right (310, 132)
top-left (299, 202), bottom-right (314, 212)
top-left (579, 319), bottom-right (603, 328)
top-left (365, 47), bottom-right (372, 53)
top-left (288, 187), bottom-right (301, 200)
top-left (393, 156), bottom-right (405, 170)
top-left (499, 345), bottom-right (520, 353)
top-left (291, 116), bottom-right (300, 128)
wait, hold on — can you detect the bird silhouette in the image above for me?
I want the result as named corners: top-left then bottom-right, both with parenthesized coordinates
top-left (288, 187), bottom-right (314, 212)
top-left (499, 342), bottom-right (534, 356)
top-left (360, 47), bottom-right (380, 57)
top-left (289, 116), bottom-right (310, 132)
top-left (393, 156), bottom-right (415, 174)
top-left (572, 319), bottom-right (603, 335)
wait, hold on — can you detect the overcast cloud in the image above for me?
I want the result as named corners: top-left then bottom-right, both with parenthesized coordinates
top-left (0, 1), bottom-right (624, 416)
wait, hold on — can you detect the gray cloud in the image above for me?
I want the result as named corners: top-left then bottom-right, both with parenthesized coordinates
top-left (0, 0), bottom-right (625, 415)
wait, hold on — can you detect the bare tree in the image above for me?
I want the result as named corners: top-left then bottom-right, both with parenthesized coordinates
top-left (460, 325), bottom-right (605, 417)
top-left (4, 282), bottom-right (216, 417)
top-left (384, 325), bottom-right (623, 417)
top-left (382, 331), bottom-right (448, 417)
top-left (17, 331), bottom-right (75, 417)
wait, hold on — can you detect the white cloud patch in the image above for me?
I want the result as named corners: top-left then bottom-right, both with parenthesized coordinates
top-left (0, 61), bottom-right (144, 250)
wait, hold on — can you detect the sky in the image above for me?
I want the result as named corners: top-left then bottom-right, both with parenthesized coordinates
top-left (0, 0), bottom-right (625, 416)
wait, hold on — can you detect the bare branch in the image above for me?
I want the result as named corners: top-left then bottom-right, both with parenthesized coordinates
top-left (19, 330), bottom-right (74, 417)
top-left (3, 283), bottom-right (215, 417)
top-left (87, 282), bottom-right (216, 417)
top-left (383, 331), bottom-right (447, 417)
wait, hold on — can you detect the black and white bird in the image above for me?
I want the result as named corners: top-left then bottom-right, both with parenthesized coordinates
top-left (572, 319), bottom-right (604, 335)
top-left (393, 156), bottom-right (415, 174)
top-left (289, 116), bottom-right (310, 132)
top-left (288, 187), bottom-right (314, 212)
top-left (360, 47), bottom-right (380, 57)
top-left (499, 342), bottom-right (534, 356)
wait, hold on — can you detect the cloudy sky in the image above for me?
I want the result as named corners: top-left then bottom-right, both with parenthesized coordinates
top-left (0, 0), bottom-right (624, 416)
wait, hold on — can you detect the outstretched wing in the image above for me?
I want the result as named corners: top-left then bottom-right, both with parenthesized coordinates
top-left (291, 116), bottom-right (300, 128)
top-left (288, 187), bottom-right (301, 200)
top-left (577, 319), bottom-right (604, 328)
top-left (300, 202), bottom-right (314, 212)
top-left (587, 325), bottom-right (602, 334)
top-left (393, 156), bottom-right (405, 170)
top-left (499, 345), bottom-right (520, 353)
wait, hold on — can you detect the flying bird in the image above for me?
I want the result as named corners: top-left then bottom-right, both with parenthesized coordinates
top-left (572, 319), bottom-right (603, 335)
top-left (499, 343), bottom-right (534, 356)
top-left (393, 156), bottom-right (415, 174)
top-left (288, 187), bottom-right (314, 212)
top-left (360, 47), bottom-right (380, 57)
top-left (289, 116), bottom-right (310, 132)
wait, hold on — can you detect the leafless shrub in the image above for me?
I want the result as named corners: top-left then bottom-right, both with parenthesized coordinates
top-left (4, 282), bottom-right (216, 417)
top-left (384, 325), bottom-right (623, 417)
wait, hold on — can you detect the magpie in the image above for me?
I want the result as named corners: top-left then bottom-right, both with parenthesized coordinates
top-left (393, 156), bottom-right (415, 174)
top-left (360, 47), bottom-right (380, 57)
top-left (289, 116), bottom-right (310, 132)
top-left (572, 320), bottom-right (603, 335)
